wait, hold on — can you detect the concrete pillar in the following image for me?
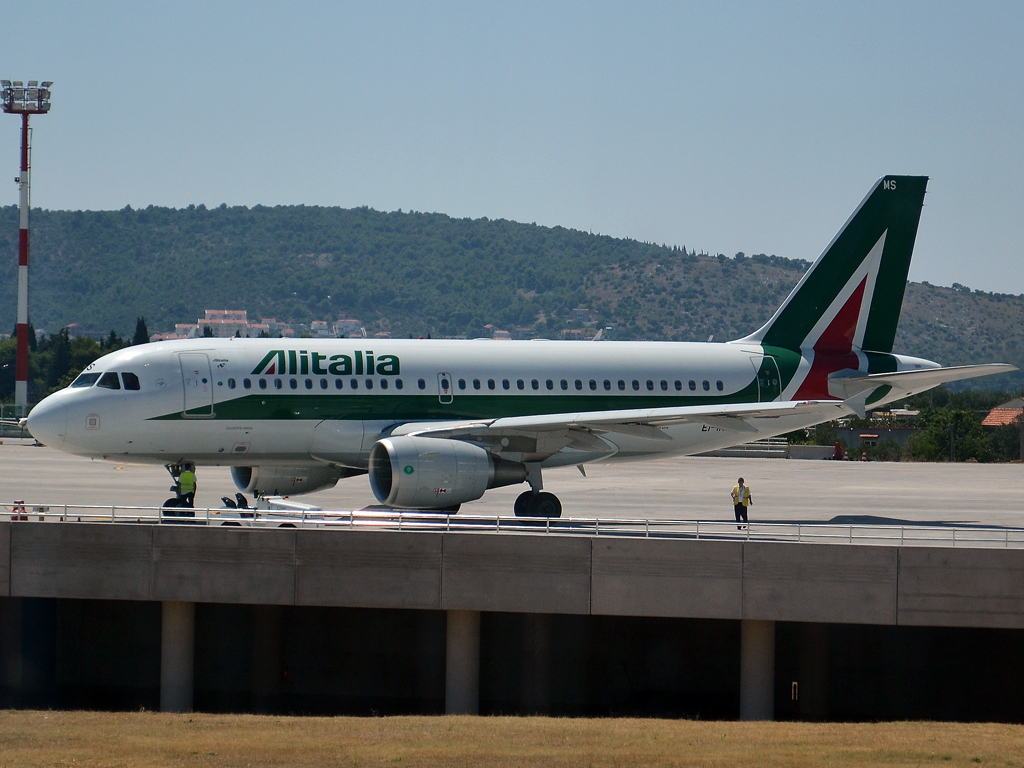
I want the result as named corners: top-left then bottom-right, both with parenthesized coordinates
top-left (740, 619), bottom-right (775, 721)
top-left (160, 601), bottom-right (195, 713)
top-left (445, 609), bottom-right (480, 714)
top-left (251, 605), bottom-right (284, 714)
top-left (798, 622), bottom-right (830, 720)
top-left (521, 613), bottom-right (551, 715)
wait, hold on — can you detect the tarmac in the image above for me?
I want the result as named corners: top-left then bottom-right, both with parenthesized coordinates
top-left (1, 437), bottom-right (1022, 528)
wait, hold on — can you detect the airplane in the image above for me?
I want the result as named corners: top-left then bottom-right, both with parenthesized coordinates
top-left (26, 175), bottom-right (1015, 517)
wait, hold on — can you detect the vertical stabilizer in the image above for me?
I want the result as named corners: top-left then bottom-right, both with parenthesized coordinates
top-left (738, 175), bottom-right (927, 354)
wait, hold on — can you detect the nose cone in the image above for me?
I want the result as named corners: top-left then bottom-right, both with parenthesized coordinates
top-left (27, 396), bottom-right (67, 448)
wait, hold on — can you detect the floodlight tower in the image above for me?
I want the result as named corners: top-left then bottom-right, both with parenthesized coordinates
top-left (2, 80), bottom-right (52, 411)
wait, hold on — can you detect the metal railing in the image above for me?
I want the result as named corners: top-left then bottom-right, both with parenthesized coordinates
top-left (4, 500), bottom-right (1024, 549)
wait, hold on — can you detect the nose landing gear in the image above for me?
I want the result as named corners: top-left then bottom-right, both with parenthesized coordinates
top-left (162, 463), bottom-right (195, 518)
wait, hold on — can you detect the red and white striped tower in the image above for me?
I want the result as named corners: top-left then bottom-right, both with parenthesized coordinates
top-left (2, 80), bottom-right (52, 411)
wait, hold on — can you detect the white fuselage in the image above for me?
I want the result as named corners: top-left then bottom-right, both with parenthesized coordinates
top-left (26, 337), bottom-right (932, 471)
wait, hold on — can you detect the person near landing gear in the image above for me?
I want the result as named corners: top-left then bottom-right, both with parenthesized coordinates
top-left (179, 463), bottom-right (197, 508)
top-left (731, 477), bottom-right (752, 529)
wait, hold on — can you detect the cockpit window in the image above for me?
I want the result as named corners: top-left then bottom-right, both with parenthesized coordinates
top-left (71, 372), bottom-right (102, 388)
top-left (121, 372), bottom-right (141, 390)
top-left (97, 372), bottom-right (121, 390)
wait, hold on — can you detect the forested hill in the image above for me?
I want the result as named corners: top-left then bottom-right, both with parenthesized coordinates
top-left (1, 204), bottom-right (1021, 387)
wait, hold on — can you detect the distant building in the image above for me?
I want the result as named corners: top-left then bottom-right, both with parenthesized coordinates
top-left (561, 328), bottom-right (584, 340)
top-left (311, 320), bottom-right (331, 337)
top-left (373, 331), bottom-right (392, 339)
top-left (151, 332), bottom-right (188, 342)
top-left (572, 306), bottom-right (596, 325)
top-left (334, 318), bottom-right (364, 338)
top-left (197, 309), bottom-right (250, 338)
top-left (982, 398), bottom-right (1024, 428)
top-left (492, 329), bottom-right (512, 340)
top-left (64, 324), bottom-right (106, 341)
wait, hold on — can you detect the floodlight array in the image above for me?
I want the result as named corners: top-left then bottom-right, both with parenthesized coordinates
top-left (1, 80), bottom-right (52, 114)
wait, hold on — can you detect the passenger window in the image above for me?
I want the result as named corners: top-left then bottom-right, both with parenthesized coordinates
top-left (646, 380), bottom-right (654, 391)
top-left (366, 379), bottom-right (374, 390)
top-left (289, 379), bottom-right (298, 389)
top-left (717, 380), bottom-right (724, 391)
top-left (71, 372), bottom-right (101, 388)
top-left (418, 379), bottom-right (426, 390)
top-left (473, 379), bottom-right (481, 390)
top-left (617, 380), bottom-right (625, 391)
top-left (703, 380), bottom-right (710, 391)
top-left (517, 379), bottom-right (525, 390)
top-left (243, 378), bottom-right (252, 389)
top-left (97, 372), bottom-right (121, 390)
top-left (575, 380), bottom-right (583, 391)
top-left (335, 379), bottom-right (343, 389)
top-left (560, 380), bottom-right (569, 390)
top-left (274, 379), bottom-right (283, 389)
top-left (320, 379), bottom-right (328, 390)
top-left (532, 379), bottom-right (540, 390)
top-left (674, 380), bottom-right (682, 391)
top-left (226, 378), bottom-right (235, 390)
top-left (380, 378), bottom-right (388, 390)
top-left (590, 380), bottom-right (597, 391)
top-left (503, 379), bottom-right (511, 390)
top-left (488, 379), bottom-right (496, 390)
top-left (632, 380), bottom-right (640, 391)
top-left (604, 380), bottom-right (611, 391)
top-left (350, 379), bottom-right (359, 390)
top-left (660, 380), bottom-right (668, 391)
top-left (546, 379), bottom-right (554, 390)
top-left (396, 379), bottom-right (404, 390)
top-left (458, 379), bottom-right (466, 390)
top-left (259, 378), bottom-right (268, 390)
top-left (689, 380), bottom-right (697, 391)
top-left (303, 379), bottom-right (312, 389)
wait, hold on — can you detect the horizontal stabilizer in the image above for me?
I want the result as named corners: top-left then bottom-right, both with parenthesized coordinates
top-left (829, 363), bottom-right (1018, 400)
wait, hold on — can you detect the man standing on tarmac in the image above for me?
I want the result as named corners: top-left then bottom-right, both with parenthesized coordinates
top-left (179, 463), bottom-right (197, 508)
top-left (731, 477), bottom-right (752, 529)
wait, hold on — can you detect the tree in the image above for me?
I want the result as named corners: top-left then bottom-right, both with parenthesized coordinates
top-left (133, 317), bottom-right (150, 345)
top-left (203, 326), bottom-right (215, 338)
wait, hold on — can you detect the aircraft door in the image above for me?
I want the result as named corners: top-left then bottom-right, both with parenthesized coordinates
top-left (180, 353), bottom-right (214, 417)
top-left (438, 372), bottom-right (453, 404)
top-left (752, 355), bottom-right (781, 402)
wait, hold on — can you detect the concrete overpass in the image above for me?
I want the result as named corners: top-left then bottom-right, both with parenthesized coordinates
top-left (3, 520), bottom-right (1024, 721)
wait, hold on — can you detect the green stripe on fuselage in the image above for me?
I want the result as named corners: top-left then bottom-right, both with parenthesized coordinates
top-left (154, 379), bottom-right (761, 422)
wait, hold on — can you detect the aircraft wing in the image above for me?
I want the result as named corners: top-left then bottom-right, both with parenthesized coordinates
top-left (391, 399), bottom-right (851, 460)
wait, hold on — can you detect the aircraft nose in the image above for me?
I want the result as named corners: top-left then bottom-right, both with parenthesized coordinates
top-left (27, 396), bottom-right (67, 448)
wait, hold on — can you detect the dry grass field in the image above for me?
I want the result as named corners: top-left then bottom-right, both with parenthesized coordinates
top-left (2, 712), bottom-right (1024, 768)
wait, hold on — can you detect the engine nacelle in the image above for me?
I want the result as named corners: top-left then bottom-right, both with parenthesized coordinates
top-left (369, 436), bottom-right (527, 509)
top-left (231, 465), bottom-right (360, 496)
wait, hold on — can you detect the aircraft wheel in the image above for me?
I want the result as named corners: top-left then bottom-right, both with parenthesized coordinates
top-left (533, 492), bottom-right (562, 519)
top-left (514, 491), bottom-right (535, 517)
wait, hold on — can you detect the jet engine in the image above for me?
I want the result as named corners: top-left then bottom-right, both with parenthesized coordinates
top-left (231, 465), bottom-right (362, 497)
top-left (369, 436), bottom-right (527, 509)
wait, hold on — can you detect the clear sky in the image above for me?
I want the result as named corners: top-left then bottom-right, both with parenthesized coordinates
top-left (2, 1), bottom-right (1022, 293)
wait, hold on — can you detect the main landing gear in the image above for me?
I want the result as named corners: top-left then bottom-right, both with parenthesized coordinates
top-left (513, 491), bottom-right (562, 518)
top-left (512, 463), bottom-right (562, 518)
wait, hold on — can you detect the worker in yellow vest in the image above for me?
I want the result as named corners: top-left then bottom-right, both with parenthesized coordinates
top-left (731, 477), bottom-right (752, 529)
top-left (179, 463), bottom-right (197, 508)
